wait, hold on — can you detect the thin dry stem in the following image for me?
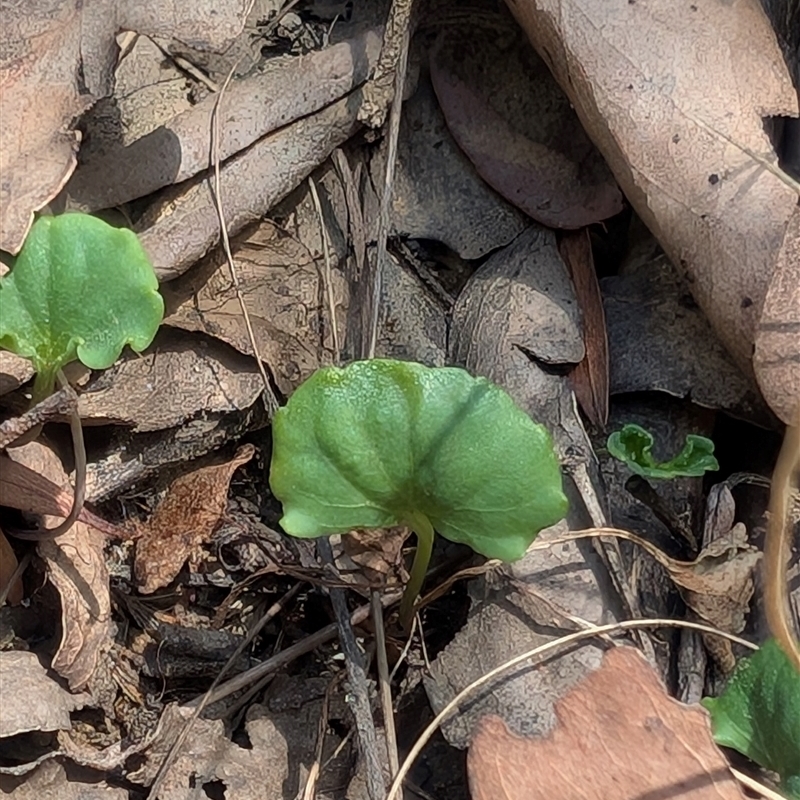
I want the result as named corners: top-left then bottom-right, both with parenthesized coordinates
top-left (308, 176), bottom-right (341, 363)
top-left (372, 590), bottom-right (399, 775)
top-left (6, 372), bottom-right (86, 541)
top-left (209, 57), bottom-right (279, 416)
top-left (302, 671), bottom-right (344, 800)
top-left (765, 402), bottom-right (800, 671)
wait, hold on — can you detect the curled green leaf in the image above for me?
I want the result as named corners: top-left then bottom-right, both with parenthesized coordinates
top-left (607, 423), bottom-right (719, 479)
top-left (702, 639), bottom-right (800, 797)
top-left (269, 359), bottom-right (568, 562)
top-left (0, 214), bottom-right (164, 398)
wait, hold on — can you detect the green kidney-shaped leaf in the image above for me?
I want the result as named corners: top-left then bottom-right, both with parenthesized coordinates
top-left (607, 423), bottom-right (719, 479)
top-left (0, 214), bottom-right (164, 397)
top-left (702, 638), bottom-right (800, 796)
top-left (269, 359), bottom-right (568, 561)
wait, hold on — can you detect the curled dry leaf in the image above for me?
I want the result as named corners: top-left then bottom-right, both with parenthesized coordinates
top-left (450, 224), bottom-right (586, 459)
top-left (430, 20), bottom-right (622, 229)
top-left (5, 441), bottom-right (112, 691)
top-left (137, 91), bottom-right (364, 281)
top-left (672, 524), bottom-right (761, 636)
top-left (162, 222), bottom-right (347, 396)
top-left (64, 30), bottom-right (381, 211)
top-left (0, 453), bottom-right (121, 538)
top-left (0, 0), bottom-right (252, 254)
top-left (468, 647), bottom-right (746, 800)
top-left (134, 444), bottom-right (255, 593)
top-left (754, 204), bottom-right (800, 425)
top-left (507, 0), bottom-right (798, 410)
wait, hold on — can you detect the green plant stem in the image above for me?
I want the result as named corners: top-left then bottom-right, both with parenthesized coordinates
top-left (399, 511), bottom-right (435, 631)
top-left (7, 370), bottom-right (86, 541)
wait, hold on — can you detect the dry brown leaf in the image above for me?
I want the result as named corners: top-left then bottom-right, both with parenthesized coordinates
top-left (0, 0), bottom-right (251, 254)
top-left (425, 522), bottom-right (613, 749)
top-left (134, 444), bottom-right (255, 594)
top-left (559, 229), bottom-right (609, 427)
top-left (0, 352), bottom-right (35, 397)
top-left (670, 524), bottom-right (761, 637)
top-left (77, 329), bottom-right (263, 432)
top-left (430, 21), bottom-right (622, 229)
top-left (373, 74), bottom-right (528, 260)
top-left (508, 0), bottom-right (798, 413)
top-left (0, 651), bottom-right (89, 739)
top-left (162, 222), bottom-right (346, 396)
top-left (0, 528), bottom-right (23, 606)
top-left (467, 647), bottom-right (746, 800)
top-left (373, 251), bottom-right (448, 367)
top-left (5, 441), bottom-right (112, 691)
top-left (341, 526), bottom-right (410, 586)
top-left (602, 248), bottom-right (770, 424)
top-left (0, 0), bottom-right (88, 254)
top-left (754, 204), bottom-right (800, 425)
top-left (0, 760), bottom-right (127, 799)
top-left (450, 224), bottom-right (593, 464)
top-left (129, 680), bottom-right (351, 798)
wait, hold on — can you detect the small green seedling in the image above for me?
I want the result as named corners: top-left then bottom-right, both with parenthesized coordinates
top-left (269, 359), bottom-right (568, 626)
top-left (703, 638), bottom-right (800, 798)
top-left (0, 213), bottom-right (163, 541)
top-left (607, 423), bottom-right (719, 479)
top-left (0, 213), bottom-right (164, 403)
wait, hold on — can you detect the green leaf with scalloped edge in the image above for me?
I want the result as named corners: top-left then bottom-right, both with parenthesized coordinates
top-left (702, 639), bottom-right (800, 797)
top-left (269, 359), bottom-right (568, 561)
top-left (0, 214), bottom-right (164, 399)
top-left (607, 423), bottom-right (719, 479)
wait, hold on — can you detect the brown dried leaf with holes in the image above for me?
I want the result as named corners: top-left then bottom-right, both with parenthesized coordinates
top-left (134, 444), bottom-right (255, 594)
top-left (468, 647), bottom-right (746, 800)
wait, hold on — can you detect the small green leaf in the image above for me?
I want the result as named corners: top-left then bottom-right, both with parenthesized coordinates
top-left (0, 214), bottom-right (164, 397)
top-left (702, 639), bottom-right (800, 796)
top-left (269, 359), bottom-right (568, 561)
top-left (607, 423), bottom-right (719, 479)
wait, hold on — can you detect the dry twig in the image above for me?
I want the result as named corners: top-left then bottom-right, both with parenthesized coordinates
top-left (317, 537), bottom-right (386, 800)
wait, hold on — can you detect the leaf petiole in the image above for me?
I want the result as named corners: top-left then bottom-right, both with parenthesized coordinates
top-left (399, 511), bottom-right (435, 631)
